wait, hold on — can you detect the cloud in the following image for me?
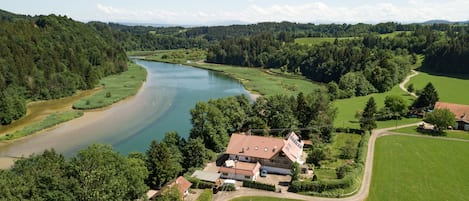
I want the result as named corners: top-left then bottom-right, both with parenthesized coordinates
top-left (95, 1), bottom-right (469, 24)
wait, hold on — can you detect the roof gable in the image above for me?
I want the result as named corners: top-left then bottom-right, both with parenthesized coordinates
top-left (434, 102), bottom-right (469, 122)
top-left (282, 132), bottom-right (304, 163)
top-left (175, 176), bottom-right (192, 195)
top-left (225, 133), bottom-right (284, 159)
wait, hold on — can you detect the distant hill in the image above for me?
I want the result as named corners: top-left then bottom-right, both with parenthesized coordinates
top-left (421, 19), bottom-right (469, 24)
top-left (0, 9), bottom-right (27, 21)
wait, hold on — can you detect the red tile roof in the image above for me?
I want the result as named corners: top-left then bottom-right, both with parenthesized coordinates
top-left (175, 176), bottom-right (192, 195)
top-left (225, 133), bottom-right (284, 159)
top-left (218, 161), bottom-right (261, 176)
top-left (434, 102), bottom-right (469, 123)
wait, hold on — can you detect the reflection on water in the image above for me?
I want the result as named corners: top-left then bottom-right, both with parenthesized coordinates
top-left (0, 60), bottom-right (249, 158)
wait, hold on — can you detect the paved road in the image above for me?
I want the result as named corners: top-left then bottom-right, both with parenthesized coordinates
top-left (399, 70), bottom-right (419, 97)
top-left (213, 123), bottom-right (425, 201)
top-left (212, 71), bottom-right (453, 201)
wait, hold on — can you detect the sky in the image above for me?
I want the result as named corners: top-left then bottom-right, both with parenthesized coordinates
top-left (2, 0), bottom-right (469, 25)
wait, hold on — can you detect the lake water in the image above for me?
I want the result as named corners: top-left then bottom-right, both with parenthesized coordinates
top-left (0, 60), bottom-right (249, 158)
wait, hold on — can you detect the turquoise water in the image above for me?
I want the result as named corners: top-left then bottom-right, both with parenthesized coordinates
top-left (0, 60), bottom-right (249, 157)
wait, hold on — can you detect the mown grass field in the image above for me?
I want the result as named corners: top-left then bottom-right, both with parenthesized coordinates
top-left (392, 126), bottom-right (469, 140)
top-left (368, 135), bottom-right (469, 201)
top-left (405, 71), bottom-right (469, 105)
top-left (231, 197), bottom-right (302, 201)
top-left (333, 85), bottom-right (419, 129)
top-left (0, 111), bottom-right (83, 141)
top-left (73, 62), bottom-right (147, 109)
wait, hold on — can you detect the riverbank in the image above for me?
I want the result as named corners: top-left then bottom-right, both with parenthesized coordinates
top-left (133, 50), bottom-right (323, 98)
top-left (0, 62), bottom-right (147, 168)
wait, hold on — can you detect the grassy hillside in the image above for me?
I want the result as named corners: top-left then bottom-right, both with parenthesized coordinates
top-left (333, 85), bottom-right (419, 129)
top-left (405, 71), bottom-right (469, 105)
top-left (368, 135), bottom-right (469, 201)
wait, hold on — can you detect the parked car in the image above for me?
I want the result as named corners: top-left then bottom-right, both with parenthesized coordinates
top-left (260, 169), bottom-right (267, 177)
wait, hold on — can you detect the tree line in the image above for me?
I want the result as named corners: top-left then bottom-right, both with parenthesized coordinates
top-left (189, 92), bottom-right (337, 153)
top-left (0, 131), bottom-right (211, 201)
top-left (0, 11), bottom-right (128, 124)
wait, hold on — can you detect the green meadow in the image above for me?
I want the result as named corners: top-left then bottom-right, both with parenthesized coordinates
top-left (0, 111), bottom-right (83, 141)
top-left (295, 31), bottom-right (409, 46)
top-left (294, 37), bottom-right (356, 46)
top-left (392, 126), bottom-right (469, 140)
top-left (333, 85), bottom-right (419, 129)
top-left (190, 62), bottom-right (323, 97)
top-left (405, 70), bottom-right (469, 105)
top-left (134, 49), bottom-right (207, 64)
top-left (73, 62), bottom-right (147, 109)
top-left (368, 135), bottom-right (469, 201)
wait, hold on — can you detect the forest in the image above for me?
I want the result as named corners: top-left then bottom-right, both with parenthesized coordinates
top-left (0, 10), bottom-right (128, 124)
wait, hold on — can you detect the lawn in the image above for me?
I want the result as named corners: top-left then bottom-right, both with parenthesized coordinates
top-left (231, 197), bottom-right (302, 201)
top-left (314, 133), bottom-right (362, 180)
top-left (333, 85), bottom-right (419, 129)
top-left (405, 70), bottom-right (469, 105)
top-left (368, 135), bottom-right (469, 201)
top-left (73, 62), bottom-right (147, 109)
top-left (392, 126), bottom-right (469, 140)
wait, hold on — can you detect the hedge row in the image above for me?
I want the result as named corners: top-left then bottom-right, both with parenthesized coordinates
top-left (243, 180), bottom-right (276, 191)
top-left (335, 127), bottom-right (365, 135)
top-left (290, 133), bottom-right (369, 194)
top-left (186, 177), bottom-right (214, 189)
top-left (356, 132), bottom-right (369, 164)
top-left (290, 164), bottom-right (362, 193)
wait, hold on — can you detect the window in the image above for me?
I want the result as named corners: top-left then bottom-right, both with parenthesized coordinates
top-left (222, 173), bottom-right (228, 176)
top-left (245, 176), bottom-right (251, 179)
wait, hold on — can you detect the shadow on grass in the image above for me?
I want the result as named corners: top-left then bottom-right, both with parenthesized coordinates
top-left (415, 127), bottom-right (447, 137)
top-left (416, 67), bottom-right (469, 80)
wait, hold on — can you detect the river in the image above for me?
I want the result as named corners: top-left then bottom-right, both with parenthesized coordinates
top-left (0, 60), bottom-right (250, 161)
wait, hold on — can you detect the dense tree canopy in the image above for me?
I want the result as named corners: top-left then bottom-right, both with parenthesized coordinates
top-left (0, 145), bottom-right (148, 201)
top-left (0, 11), bottom-right (128, 124)
top-left (190, 92), bottom-right (336, 152)
top-left (413, 82), bottom-right (439, 109)
top-left (424, 108), bottom-right (456, 133)
top-left (360, 97), bottom-right (378, 133)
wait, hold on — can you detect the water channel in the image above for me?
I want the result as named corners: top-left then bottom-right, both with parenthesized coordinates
top-left (0, 60), bottom-right (250, 159)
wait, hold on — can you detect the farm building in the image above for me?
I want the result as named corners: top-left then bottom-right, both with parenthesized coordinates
top-left (221, 131), bottom-right (304, 177)
top-left (434, 101), bottom-right (469, 130)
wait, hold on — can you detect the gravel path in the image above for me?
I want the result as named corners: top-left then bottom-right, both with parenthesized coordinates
top-left (399, 70), bottom-right (419, 97)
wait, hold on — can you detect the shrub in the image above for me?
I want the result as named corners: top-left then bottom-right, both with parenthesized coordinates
top-left (105, 91), bottom-right (112, 98)
top-left (186, 177), bottom-right (214, 189)
top-left (242, 180), bottom-right (276, 191)
top-left (336, 164), bottom-right (353, 179)
top-left (220, 184), bottom-right (236, 191)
